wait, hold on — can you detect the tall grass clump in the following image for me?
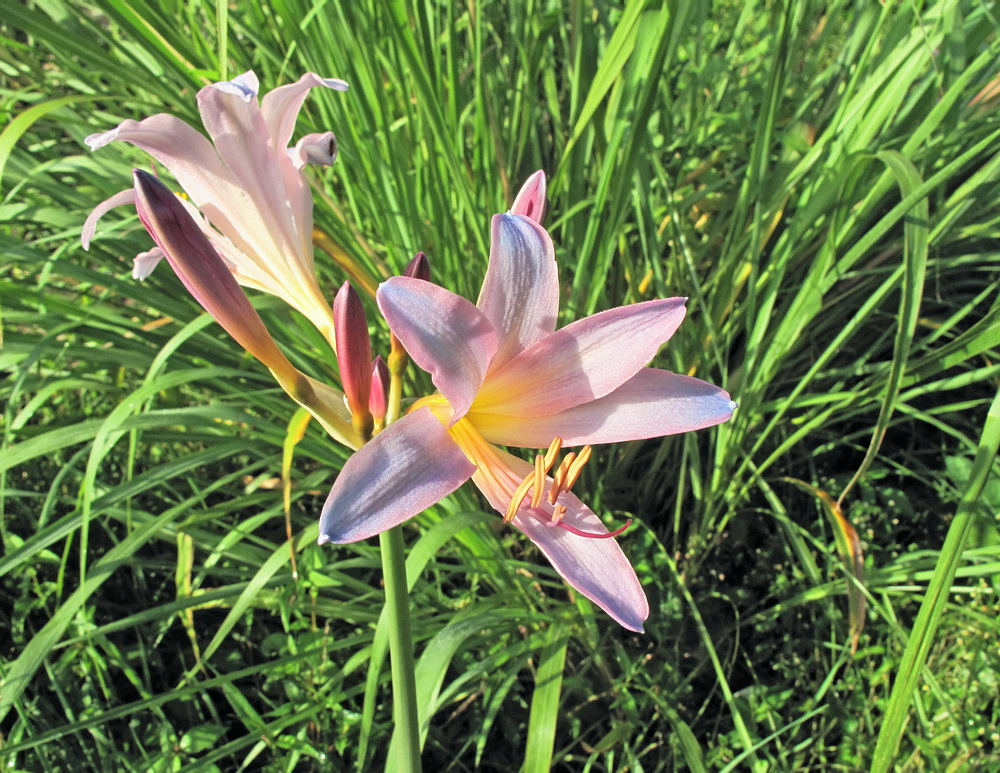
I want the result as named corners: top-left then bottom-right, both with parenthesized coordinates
top-left (2, 0), bottom-right (999, 770)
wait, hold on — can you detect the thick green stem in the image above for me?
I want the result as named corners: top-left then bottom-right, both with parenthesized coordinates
top-left (379, 526), bottom-right (422, 773)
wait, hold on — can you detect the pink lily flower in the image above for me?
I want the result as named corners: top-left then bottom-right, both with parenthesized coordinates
top-left (82, 71), bottom-right (348, 347)
top-left (319, 172), bottom-right (736, 632)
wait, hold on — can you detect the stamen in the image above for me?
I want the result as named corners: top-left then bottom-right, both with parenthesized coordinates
top-left (505, 475), bottom-right (536, 523)
top-left (530, 453), bottom-right (546, 508)
top-left (551, 504), bottom-right (568, 524)
top-left (548, 452), bottom-right (574, 504)
top-left (542, 437), bottom-right (563, 470)
top-left (553, 518), bottom-right (633, 540)
top-left (562, 445), bottom-right (593, 492)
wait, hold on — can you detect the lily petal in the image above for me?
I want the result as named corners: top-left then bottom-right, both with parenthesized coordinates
top-left (132, 247), bottom-right (165, 280)
top-left (475, 298), bottom-right (688, 417)
top-left (260, 72), bottom-right (349, 151)
top-left (477, 214), bottom-right (559, 370)
top-left (196, 76), bottom-right (303, 251)
top-left (377, 276), bottom-right (499, 422)
top-left (211, 71), bottom-right (259, 99)
top-left (472, 368), bottom-right (737, 447)
top-left (318, 407), bottom-right (476, 544)
top-left (86, 114), bottom-right (239, 221)
top-left (81, 188), bottom-right (136, 250)
top-left (471, 447), bottom-right (648, 632)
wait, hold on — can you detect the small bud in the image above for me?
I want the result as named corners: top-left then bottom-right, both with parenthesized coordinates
top-left (131, 169), bottom-right (296, 381)
top-left (388, 253), bottom-right (431, 374)
top-left (509, 170), bottom-right (547, 224)
top-left (368, 356), bottom-right (389, 433)
top-left (403, 251), bottom-right (430, 281)
top-left (333, 282), bottom-right (374, 438)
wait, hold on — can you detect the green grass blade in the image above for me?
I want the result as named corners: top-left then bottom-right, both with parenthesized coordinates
top-left (871, 385), bottom-right (1000, 772)
top-left (523, 626), bottom-right (568, 773)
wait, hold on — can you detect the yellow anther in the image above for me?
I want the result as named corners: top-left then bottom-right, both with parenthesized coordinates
top-left (530, 453), bottom-right (546, 508)
top-left (503, 437), bottom-right (594, 526)
top-left (548, 452), bottom-right (575, 504)
top-left (505, 475), bottom-right (535, 523)
top-left (542, 436), bottom-right (563, 471)
top-left (562, 445), bottom-right (592, 492)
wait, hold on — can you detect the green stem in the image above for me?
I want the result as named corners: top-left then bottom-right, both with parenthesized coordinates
top-left (379, 525), bottom-right (422, 773)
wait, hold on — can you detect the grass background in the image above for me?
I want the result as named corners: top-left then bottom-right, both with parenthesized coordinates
top-left (2, 0), bottom-right (1000, 770)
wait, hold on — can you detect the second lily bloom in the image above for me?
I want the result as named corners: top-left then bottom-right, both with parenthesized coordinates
top-left (320, 172), bottom-right (736, 632)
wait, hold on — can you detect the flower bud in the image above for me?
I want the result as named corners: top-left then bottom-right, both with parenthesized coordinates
top-left (368, 356), bottom-right (389, 433)
top-left (333, 281), bottom-right (374, 438)
top-left (509, 170), bottom-right (547, 224)
top-left (131, 169), bottom-right (296, 381)
top-left (403, 251), bottom-right (430, 282)
top-left (388, 252), bottom-right (432, 375)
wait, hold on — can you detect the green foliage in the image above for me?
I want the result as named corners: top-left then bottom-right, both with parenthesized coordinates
top-left (2, 0), bottom-right (999, 770)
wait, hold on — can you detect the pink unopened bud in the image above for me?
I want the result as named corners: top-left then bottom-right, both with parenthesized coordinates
top-left (368, 356), bottom-right (389, 431)
top-left (388, 253), bottom-right (431, 375)
top-left (509, 170), bottom-right (547, 224)
top-left (403, 251), bottom-right (430, 281)
top-left (131, 169), bottom-right (296, 380)
top-left (333, 282), bottom-right (373, 437)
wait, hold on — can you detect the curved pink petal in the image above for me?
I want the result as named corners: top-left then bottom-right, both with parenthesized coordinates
top-left (474, 298), bottom-right (688, 418)
top-left (260, 72), bottom-right (348, 151)
top-left (509, 170), bottom-right (547, 224)
top-left (211, 71), bottom-right (259, 99)
top-left (471, 447), bottom-right (648, 632)
top-left (377, 276), bottom-right (498, 422)
top-left (85, 114), bottom-right (238, 213)
top-left (318, 408), bottom-right (476, 544)
top-left (81, 188), bottom-right (136, 249)
top-left (132, 247), bottom-right (165, 280)
top-left (472, 368), bottom-right (736, 448)
top-left (476, 214), bottom-right (559, 371)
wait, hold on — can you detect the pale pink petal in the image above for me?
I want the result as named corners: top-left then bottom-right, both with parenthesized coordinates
top-left (512, 508), bottom-right (648, 632)
top-left (288, 131), bottom-right (338, 169)
top-left (196, 76), bottom-right (318, 300)
top-left (471, 448), bottom-right (648, 632)
top-left (196, 77), bottom-right (293, 228)
top-left (477, 214), bottom-right (559, 370)
top-left (132, 247), bottom-right (164, 280)
top-left (81, 188), bottom-right (136, 249)
top-left (472, 368), bottom-right (736, 447)
top-left (318, 408), bottom-right (476, 544)
top-left (377, 276), bottom-right (498, 422)
top-left (211, 71), bottom-right (259, 100)
top-left (85, 114), bottom-right (237, 213)
top-left (509, 170), bottom-right (547, 224)
top-left (260, 73), bottom-right (348, 151)
top-left (475, 298), bottom-right (688, 417)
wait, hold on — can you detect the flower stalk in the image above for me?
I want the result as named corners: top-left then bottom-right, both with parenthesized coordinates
top-left (379, 525), bottom-right (422, 773)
